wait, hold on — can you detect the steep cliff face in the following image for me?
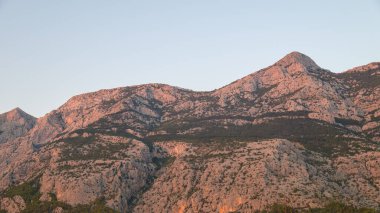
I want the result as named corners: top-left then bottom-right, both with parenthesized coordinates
top-left (0, 52), bottom-right (379, 213)
top-left (0, 108), bottom-right (36, 144)
top-left (38, 135), bottom-right (155, 212)
top-left (338, 62), bottom-right (380, 142)
top-left (134, 140), bottom-right (380, 213)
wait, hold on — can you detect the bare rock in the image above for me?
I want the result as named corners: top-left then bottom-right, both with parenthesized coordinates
top-left (0, 196), bottom-right (26, 213)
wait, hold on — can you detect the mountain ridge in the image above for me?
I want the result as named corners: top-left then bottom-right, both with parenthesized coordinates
top-left (0, 52), bottom-right (379, 213)
top-left (5, 52), bottom-right (376, 118)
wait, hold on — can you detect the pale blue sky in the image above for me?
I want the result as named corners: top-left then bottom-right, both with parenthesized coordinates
top-left (1, 1), bottom-right (380, 117)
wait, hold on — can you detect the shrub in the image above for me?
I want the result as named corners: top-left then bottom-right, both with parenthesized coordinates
top-left (4, 178), bottom-right (40, 204)
top-left (260, 202), bottom-right (379, 213)
top-left (2, 178), bottom-right (118, 213)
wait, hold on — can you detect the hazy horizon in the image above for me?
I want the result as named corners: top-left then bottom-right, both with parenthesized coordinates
top-left (1, 1), bottom-right (380, 117)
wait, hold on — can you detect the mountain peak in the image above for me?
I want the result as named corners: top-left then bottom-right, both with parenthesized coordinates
top-left (1, 107), bottom-right (35, 121)
top-left (275, 51), bottom-right (320, 70)
top-left (9, 107), bottom-right (23, 114)
top-left (0, 108), bottom-right (36, 144)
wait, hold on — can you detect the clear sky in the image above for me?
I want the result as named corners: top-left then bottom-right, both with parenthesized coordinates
top-left (1, 1), bottom-right (379, 117)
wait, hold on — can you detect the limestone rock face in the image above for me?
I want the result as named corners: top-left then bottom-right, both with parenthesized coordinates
top-left (0, 52), bottom-right (379, 212)
top-left (134, 140), bottom-right (380, 212)
top-left (38, 135), bottom-right (155, 212)
top-left (0, 108), bottom-right (36, 144)
top-left (338, 63), bottom-right (380, 141)
top-left (52, 207), bottom-right (63, 213)
top-left (212, 52), bottom-right (360, 126)
top-left (0, 196), bottom-right (26, 213)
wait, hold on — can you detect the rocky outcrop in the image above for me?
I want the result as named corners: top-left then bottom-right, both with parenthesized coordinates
top-left (213, 52), bottom-right (361, 126)
top-left (0, 196), bottom-right (26, 213)
top-left (339, 62), bottom-right (380, 141)
top-left (0, 108), bottom-right (36, 144)
top-left (134, 140), bottom-right (380, 212)
top-left (0, 52), bottom-right (379, 212)
top-left (38, 135), bottom-right (155, 212)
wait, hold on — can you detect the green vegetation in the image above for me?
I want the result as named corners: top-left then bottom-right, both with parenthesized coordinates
top-left (148, 117), bottom-right (370, 156)
top-left (62, 143), bottom-right (129, 161)
top-left (334, 117), bottom-right (362, 126)
top-left (66, 198), bottom-right (118, 213)
top-left (339, 68), bottom-right (380, 93)
top-left (71, 126), bottom-right (141, 141)
top-left (150, 117), bottom-right (331, 142)
top-left (266, 87), bottom-right (304, 107)
top-left (2, 179), bottom-right (379, 213)
top-left (4, 177), bottom-right (40, 205)
top-left (309, 201), bottom-right (379, 213)
top-left (152, 156), bottom-right (175, 170)
top-left (71, 117), bottom-right (156, 151)
top-left (257, 110), bottom-right (310, 119)
top-left (260, 203), bottom-right (296, 213)
top-left (255, 84), bottom-right (277, 99)
top-left (58, 135), bottom-right (95, 145)
top-left (1, 179), bottom-right (118, 213)
top-left (127, 156), bottom-right (176, 211)
top-left (58, 136), bottom-right (133, 161)
top-left (258, 202), bottom-right (379, 213)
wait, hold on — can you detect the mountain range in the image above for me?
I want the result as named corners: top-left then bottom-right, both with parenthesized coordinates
top-left (0, 52), bottom-right (379, 213)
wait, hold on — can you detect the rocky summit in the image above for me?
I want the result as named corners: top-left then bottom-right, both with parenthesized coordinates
top-left (0, 52), bottom-right (380, 213)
